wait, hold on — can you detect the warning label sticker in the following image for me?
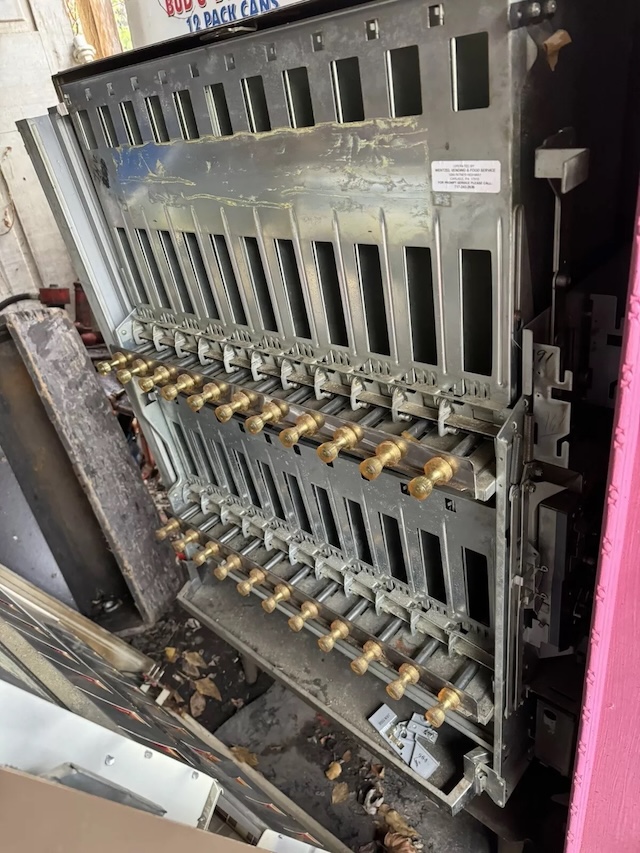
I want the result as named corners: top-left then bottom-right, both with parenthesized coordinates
top-left (431, 160), bottom-right (501, 194)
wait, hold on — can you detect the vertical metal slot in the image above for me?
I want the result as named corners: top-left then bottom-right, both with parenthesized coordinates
top-left (97, 105), bottom-right (118, 147)
top-left (406, 247), bottom-right (437, 365)
top-left (173, 90), bottom-right (200, 140)
top-left (275, 239), bottom-right (311, 339)
top-left (285, 473), bottom-right (312, 533)
top-left (345, 499), bottom-right (373, 565)
top-left (461, 249), bottom-right (493, 376)
top-left (173, 422), bottom-right (197, 476)
top-left (119, 100), bottom-right (143, 145)
top-left (184, 232), bottom-right (219, 320)
top-left (259, 462), bottom-right (286, 521)
top-left (381, 514), bottom-right (407, 584)
top-left (283, 67), bottom-right (315, 128)
top-left (313, 242), bottom-right (348, 347)
top-left (213, 441), bottom-right (239, 496)
top-left (235, 451), bottom-right (262, 508)
top-left (386, 45), bottom-right (422, 117)
top-left (313, 486), bottom-right (341, 548)
top-left (241, 75), bottom-right (271, 132)
top-left (145, 95), bottom-right (170, 142)
top-left (115, 228), bottom-right (149, 304)
top-left (463, 547), bottom-right (491, 626)
top-left (135, 229), bottom-right (171, 309)
top-left (420, 530), bottom-right (446, 604)
top-left (243, 237), bottom-right (278, 332)
top-left (204, 83), bottom-right (233, 136)
top-left (158, 230), bottom-right (194, 314)
top-left (76, 110), bottom-right (97, 150)
top-left (451, 32), bottom-right (490, 111)
top-left (211, 235), bottom-right (247, 325)
top-left (356, 244), bottom-right (390, 357)
top-left (190, 431), bottom-right (215, 483)
top-left (331, 57), bottom-right (365, 122)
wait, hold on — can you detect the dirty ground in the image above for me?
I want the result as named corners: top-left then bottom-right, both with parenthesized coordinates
top-left (130, 607), bottom-right (495, 852)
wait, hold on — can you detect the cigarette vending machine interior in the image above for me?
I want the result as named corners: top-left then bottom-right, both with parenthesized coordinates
top-left (18, 0), bottom-right (639, 824)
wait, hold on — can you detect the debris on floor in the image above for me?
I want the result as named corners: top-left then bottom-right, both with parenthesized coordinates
top-left (369, 705), bottom-right (439, 781)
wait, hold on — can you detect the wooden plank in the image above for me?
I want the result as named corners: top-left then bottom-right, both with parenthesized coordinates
top-left (76, 0), bottom-right (122, 59)
top-left (5, 306), bottom-right (182, 624)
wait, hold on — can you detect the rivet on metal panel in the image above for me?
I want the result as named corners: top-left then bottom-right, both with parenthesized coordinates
top-left (161, 373), bottom-right (202, 401)
top-left (140, 365), bottom-right (178, 393)
top-left (214, 554), bottom-right (241, 581)
top-left (187, 381), bottom-right (229, 412)
top-left (216, 391), bottom-right (257, 423)
top-left (351, 641), bottom-right (383, 675)
top-left (387, 664), bottom-right (420, 700)
top-left (280, 412), bottom-right (325, 448)
top-left (155, 518), bottom-right (181, 541)
top-left (317, 424), bottom-right (364, 463)
top-left (318, 620), bottom-right (349, 652)
top-left (365, 19), bottom-right (379, 39)
top-left (262, 584), bottom-right (291, 613)
top-left (289, 601), bottom-right (319, 632)
top-left (104, 755), bottom-right (115, 766)
top-left (237, 568), bottom-right (266, 596)
top-left (408, 457), bottom-right (454, 501)
top-left (359, 439), bottom-right (407, 481)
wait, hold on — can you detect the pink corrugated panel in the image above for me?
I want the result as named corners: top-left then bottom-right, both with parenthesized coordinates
top-left (565, 204), bottom-right (640, 852)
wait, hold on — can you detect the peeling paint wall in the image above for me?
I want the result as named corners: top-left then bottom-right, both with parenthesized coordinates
top-left (0, 0), bottom-right (77, 300)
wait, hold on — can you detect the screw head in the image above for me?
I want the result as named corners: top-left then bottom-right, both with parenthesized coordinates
top-left (105, 755), bottom-right (115, 766)
top-left (144, 750), bottom-right (153, 759)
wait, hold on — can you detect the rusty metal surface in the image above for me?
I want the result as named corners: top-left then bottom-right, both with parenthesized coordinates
top-left (1, 306), bottom-right (182, 625)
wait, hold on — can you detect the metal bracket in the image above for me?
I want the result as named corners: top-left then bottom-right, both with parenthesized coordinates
top-left (509, 0), bottom-right (557, 29)
top-left (531, 343), bottom-right (572, 467)
top-left (535, 146), bottom-right (590, 195)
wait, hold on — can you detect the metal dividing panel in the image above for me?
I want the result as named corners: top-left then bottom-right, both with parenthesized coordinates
top-left (55, 0), bottom-right (532, 415)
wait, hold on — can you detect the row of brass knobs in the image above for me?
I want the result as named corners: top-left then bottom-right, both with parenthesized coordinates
top-left (102, 358), bottom-right (455, 499)
top-left (156, 518), bottom-right (458, 726)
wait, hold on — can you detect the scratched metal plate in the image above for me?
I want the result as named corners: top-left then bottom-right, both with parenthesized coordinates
top-left (57, 0), bottom-right (530, 412)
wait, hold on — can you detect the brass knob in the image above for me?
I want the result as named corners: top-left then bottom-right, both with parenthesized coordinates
top-left (408, 457), bottom-right (454, 501)
top-left (246, 400), bottom-right (289, 435)
top-left (187, 381), bottom-right (229, 412)
top-left (237, 568), bottom-right (266, 597)
top-left (350, 640), bottom-right (383, 675)
top-left (116, 359), bottom-right (151, 385)
top-left (280, 412), bottom-right (325, 448)
top-left (360, 439), bottom-right (407, 481)
top-left (213, 554), bottom-right (241, 581)
top-left (155, 518), bottom-right (181, 541)
top-left (172, 529), bottom-right (199, 553)
top-left (97, 352), bottom-right (129, 375)
top-left (386, 663), bottom-right (420, 701)
top-left (138, 365), bottom-right (176, 392)
top-left (318, 620), bottom-right (349, 652)
top-left (425, 687), bottom-right (461, 728)
top-left (161, 373), bottom-right (202, 402)
top-left (289, 601), bottom-right (319, 632)
top-left (317, 425), bottom-right (364, 464)
top-left (215, 391), bottom-right (256, 423)
top-left (262, 584), bottom-right (291, 613)
top-left (192, 541), bottom-right (221, 567)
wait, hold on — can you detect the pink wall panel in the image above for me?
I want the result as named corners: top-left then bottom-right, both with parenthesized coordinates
top-left (565, 205), bottom-right (640, 852)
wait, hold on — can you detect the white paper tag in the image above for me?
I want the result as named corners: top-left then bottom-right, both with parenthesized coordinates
top-left (431, 160), bottom-right (501, 194)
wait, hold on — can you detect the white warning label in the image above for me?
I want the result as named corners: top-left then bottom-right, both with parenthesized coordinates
top-left (431, 160), bottom-right (501, 194)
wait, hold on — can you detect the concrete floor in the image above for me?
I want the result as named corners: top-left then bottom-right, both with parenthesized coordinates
top-left (132, 606), bottom-right (496, 852)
